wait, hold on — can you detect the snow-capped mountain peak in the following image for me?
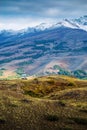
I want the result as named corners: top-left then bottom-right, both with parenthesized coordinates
top-left (74, 15), bottom-right (87, 25)
top-left (0, 16), bottom-right (87, 33)
top-left (31, 16), bottom-right (87, 32)
top-left (50, 19), bottom-right (79, 29)
top-left (35, 23), bottom-right (53, 30)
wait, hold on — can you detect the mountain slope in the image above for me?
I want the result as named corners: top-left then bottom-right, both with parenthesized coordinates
top-left (0, 16), bottom-right (87, 78)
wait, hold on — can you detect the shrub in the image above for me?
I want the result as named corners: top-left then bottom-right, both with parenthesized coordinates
top-left (21, 99), bottom-right (31, 103)
top-left (46, 80), bottom-right (55, 85)
top-left (8, 103), bottom-right (18, 107)
top-left (33, 78), bottom-right (39, 84)
top-left (24, 90), bottom-right (40, 97)
top-left (80, 109), bottom-right (87, 113)
top-left (59, 127), bottom-right (73, 130)
top-left (44, 114), bottom-right (59, 121)
top-left (70, 117), bottom-right (87, 125)
top-left (58, 100), bottom-right (66, 107)
top-left (68, 82), bottom-right (75, 86)
top-left (0, 117), bottom-right (6, 124)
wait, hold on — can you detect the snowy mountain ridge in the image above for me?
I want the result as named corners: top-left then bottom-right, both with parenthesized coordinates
top-left (0, 16), bottom-right (87, 33)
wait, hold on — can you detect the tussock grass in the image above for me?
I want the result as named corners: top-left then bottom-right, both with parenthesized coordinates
top-left (0, 75), bottom-right (87, 130)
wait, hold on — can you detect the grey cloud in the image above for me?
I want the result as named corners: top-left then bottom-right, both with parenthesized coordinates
top-left (0, 0), bottom-right (87, 19)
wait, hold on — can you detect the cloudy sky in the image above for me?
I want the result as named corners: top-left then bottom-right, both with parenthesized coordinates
top-left (0, 0), bottom-right (87, 30)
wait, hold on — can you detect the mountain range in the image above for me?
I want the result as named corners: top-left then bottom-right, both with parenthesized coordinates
top-left (0, 16), bottom-right (87, 79)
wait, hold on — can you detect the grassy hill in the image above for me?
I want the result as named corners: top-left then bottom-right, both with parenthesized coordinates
top-left (0, 75), bottom-right (87, 130)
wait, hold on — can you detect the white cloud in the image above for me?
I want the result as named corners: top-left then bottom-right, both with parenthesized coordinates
top-left (45, 8), bottom-right (60, 16)
top-left (0, 17), bottom-right (55, 30)
top-left (0, 0), bottom-right (87, 30)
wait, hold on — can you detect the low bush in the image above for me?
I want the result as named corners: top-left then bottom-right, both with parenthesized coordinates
top-left (58, 100), bottom-right (66, 106)
top-left (59, 127), bottom-right (73, 130)
top-left (0, 117), bottom-right (6, 124)
top-left (80, 109), bottom-right (87, 113)
top-left (70, 117), bottom-right (87, 125)
top-left (24, 90), bottom-right (41, 97)
top-left (44, 114), bottom-right (59, 122)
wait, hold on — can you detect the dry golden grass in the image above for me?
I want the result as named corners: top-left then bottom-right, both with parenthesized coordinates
top-left (0, 75), bottom-right (87, 130)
